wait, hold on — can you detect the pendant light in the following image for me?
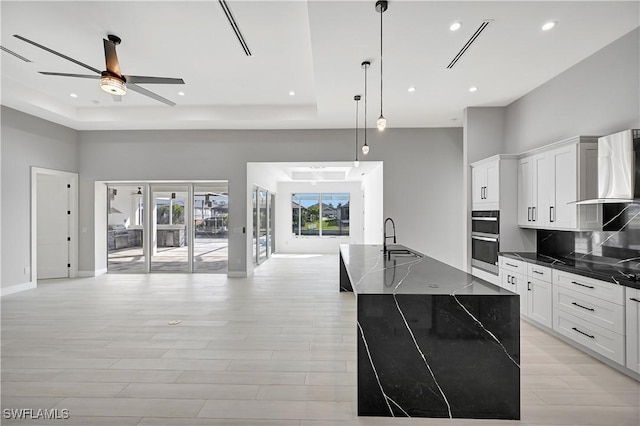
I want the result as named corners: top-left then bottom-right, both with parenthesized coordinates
top-left (361, 61), bottom-right (370, 155)
top-left (354, 95), bottom-right (361, 167)
top-left (376, 0), bottom-right (388, 131)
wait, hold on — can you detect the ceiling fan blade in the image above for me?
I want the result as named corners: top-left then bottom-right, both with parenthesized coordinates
top-left (103, 38), bottom-right (122, 76)
top-left (13, 34), bottom-right (102, 74)
top-left (112, 94), bottom-right (123, 102)
top-left (39, 72), bottom-right (100, 79)
top-left (125, 76), bottom-right (185, 85)
top-left (127, 83), bottom-right (176, 106)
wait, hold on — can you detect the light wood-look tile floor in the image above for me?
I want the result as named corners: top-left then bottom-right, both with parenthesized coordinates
top-left (1, 254), bottom-right (638, 425)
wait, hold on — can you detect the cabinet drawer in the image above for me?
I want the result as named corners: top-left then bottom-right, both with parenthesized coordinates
top-left (554, 285), bottom-right (624, 334)
top-left (499, 257), bottom-right (527, 274)
top-left (528, 263), bottom-right (551, 282)
top-left (553, 270), bottom-right (624, 305)
top-left (553, 309), bottom-right (624, 365)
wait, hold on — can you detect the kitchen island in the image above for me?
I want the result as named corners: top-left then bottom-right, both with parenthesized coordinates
top-left (340, 244), bottom-right (520, 419)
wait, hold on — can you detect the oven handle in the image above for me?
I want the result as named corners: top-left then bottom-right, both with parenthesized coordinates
top-left (471, 217), bottom-right (498, 222)
top-left (471, 235), bottom-right (499, 242)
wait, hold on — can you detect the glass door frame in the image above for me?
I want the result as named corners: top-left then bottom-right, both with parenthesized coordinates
top-left (253, 185), bottom-right (276, 265)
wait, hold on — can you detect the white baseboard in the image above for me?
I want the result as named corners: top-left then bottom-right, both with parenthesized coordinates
top-left (227, 271), bottom-right (248, 278)
top-left (78, 268), bottom-right (107, 277)
top-left (1, 281), bottom-right (36, 297)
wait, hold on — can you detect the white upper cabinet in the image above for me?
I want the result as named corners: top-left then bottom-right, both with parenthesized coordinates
top-left (471, 157), bottom-right (500, 210)
top-left (517, 136), bottom-right (600, 230)
top-left (470, 155), bottom-right (519, 212)
top-left (547, 144), bottom-right (577, 228)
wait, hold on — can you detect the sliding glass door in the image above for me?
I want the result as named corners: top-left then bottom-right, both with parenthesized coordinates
top-left (253, 186), bottom-right (275, 265)
top-left (107, 185), bottom-right (146, 273)
top-left (150, 185), bottom-right (189, 272)
top-left (193, 185), bottom-right (228, 272)
top-left (106, 181), bottom-right (228, 274)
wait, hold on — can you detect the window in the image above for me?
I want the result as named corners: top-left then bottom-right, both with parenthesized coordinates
top-left (292, 193), bottom-right (350, 236)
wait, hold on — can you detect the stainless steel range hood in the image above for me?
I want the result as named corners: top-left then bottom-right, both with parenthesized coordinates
top-left (576, 129), bottom-right (640, 205)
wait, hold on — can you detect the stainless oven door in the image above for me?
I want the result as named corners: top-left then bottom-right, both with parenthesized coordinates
top-left (471, 232), bottom-right (499, 274)
top-left (471, 211), bottom-right (499, 234)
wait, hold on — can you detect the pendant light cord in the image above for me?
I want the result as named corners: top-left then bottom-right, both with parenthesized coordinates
top-left (380, 7), bottom-right (383, 116)
top-left (355, 97), bottom-right (359, 161)
top-left (364, 64), bottom-right (368, 146)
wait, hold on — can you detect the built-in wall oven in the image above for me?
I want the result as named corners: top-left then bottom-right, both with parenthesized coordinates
top-left (471, 210), bottom-right (499, 274)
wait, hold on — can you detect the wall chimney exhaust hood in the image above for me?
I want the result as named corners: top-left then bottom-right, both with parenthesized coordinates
top-left (576, 129), bottom-right (640, 205)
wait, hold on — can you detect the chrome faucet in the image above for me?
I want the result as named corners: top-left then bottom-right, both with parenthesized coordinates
top-left (383, 217), bottom-right (396, 255)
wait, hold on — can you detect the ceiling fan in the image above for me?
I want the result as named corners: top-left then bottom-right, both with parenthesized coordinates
top-left (13, 34), bottom-right (185, 106)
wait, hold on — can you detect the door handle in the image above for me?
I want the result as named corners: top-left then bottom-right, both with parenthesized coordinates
top-left (630, 297), bottom-right (640, 303)
top-left (532, 207), bottom-right (536, 221)
top-left (507, 274), bottom-right (512, 284)
top-left (527, 281), bottom-right (531, 291)
top-left (550, 206), bottom-right (554, 222)
top-left (528, 207), bottom-right (532, 222)
top-left (484, 186), bottom-right (488, 200)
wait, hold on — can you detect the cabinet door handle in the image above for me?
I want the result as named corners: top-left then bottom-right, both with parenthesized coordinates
top-left (532, 207), bottom-right (536, 221)
top-left (527, 207), bottom-right (532, 222)
top-left (484, 186), bottom-right (488, 200)
top-left (571, 302), bottom-right (595, 312)
top-left (482, 187), bottom-right (485, 199)
top-left (571, 281), bottom-right (595, 289)
top-left (507, 274), bottom-right (512, 284)
top-left (505, 262), bottom-right (519, 268)
top-left (512, 276), bottom-right (517, 285)
top-left (630, 297), bottom-right (640, 303)
top-left (527, 282), bottom-right (532, 291)
top-left (533, 270), bottom-right (544, 275)
top-left (550, 206), bottom-right (554, 222)
top-left (572, 327), bottom-right (595, 339)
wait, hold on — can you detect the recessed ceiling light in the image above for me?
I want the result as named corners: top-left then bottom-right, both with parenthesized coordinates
top-left (541, 21), bottom-right (556, 31)
top-left (178, 91), bottom-right (185, 96)
top-left (408, 87), bottom-right (416, 92)
top-left (289, 91), bottom-right (295, 96)
top-left (450, 21), bottom-right (462, 31)
top-left (469, 86), bottom-right (478, 92)
top-left (70, 93), bottom-right (78, 98)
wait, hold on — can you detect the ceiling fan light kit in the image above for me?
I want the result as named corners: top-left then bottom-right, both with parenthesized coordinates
top-left (100, 73), bottom-right (126, 96)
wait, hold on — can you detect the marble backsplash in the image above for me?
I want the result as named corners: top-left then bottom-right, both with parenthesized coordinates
top-left (537, 204), bottom-right (640, 269)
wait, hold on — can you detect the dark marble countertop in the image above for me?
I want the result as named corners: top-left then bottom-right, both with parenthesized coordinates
top-left (499, 252), bottom-right (640, 290)
top-left (341, 244), bottom-right (516, 296)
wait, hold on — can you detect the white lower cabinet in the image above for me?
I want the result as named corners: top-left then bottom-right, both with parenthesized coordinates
top-left (554, 309), bottom-right (625, 365)
top-left (499, 257), bottom-right (527, 314)
top-left (626, 288), bottom-right (640, 373)
top-left (527, 277), bottom-right (552, 328)
top-left (499, 256), bottom-right (634, 374)
top-left (501, 270), bottom-right (527, 314)
top-left (553, 270), bottom-right (625, 365)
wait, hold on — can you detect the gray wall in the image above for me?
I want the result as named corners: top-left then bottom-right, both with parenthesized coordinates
top-left (78, 127), bottom-right (464, 274)
top-left (1, 106), bottom-right (79, 289)
top-left (505, 27), bottom-right (640, 153)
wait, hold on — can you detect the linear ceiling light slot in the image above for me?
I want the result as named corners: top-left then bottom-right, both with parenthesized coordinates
top-left (0, 46), bottom-right (32, 62)
top-left (218, 0), bottom-right (252, 57)
top-left (447, 20), bottom-right (492, 69)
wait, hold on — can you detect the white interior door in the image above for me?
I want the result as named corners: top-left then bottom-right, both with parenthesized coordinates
top-left (37, 174), bottom-right (70, 279)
